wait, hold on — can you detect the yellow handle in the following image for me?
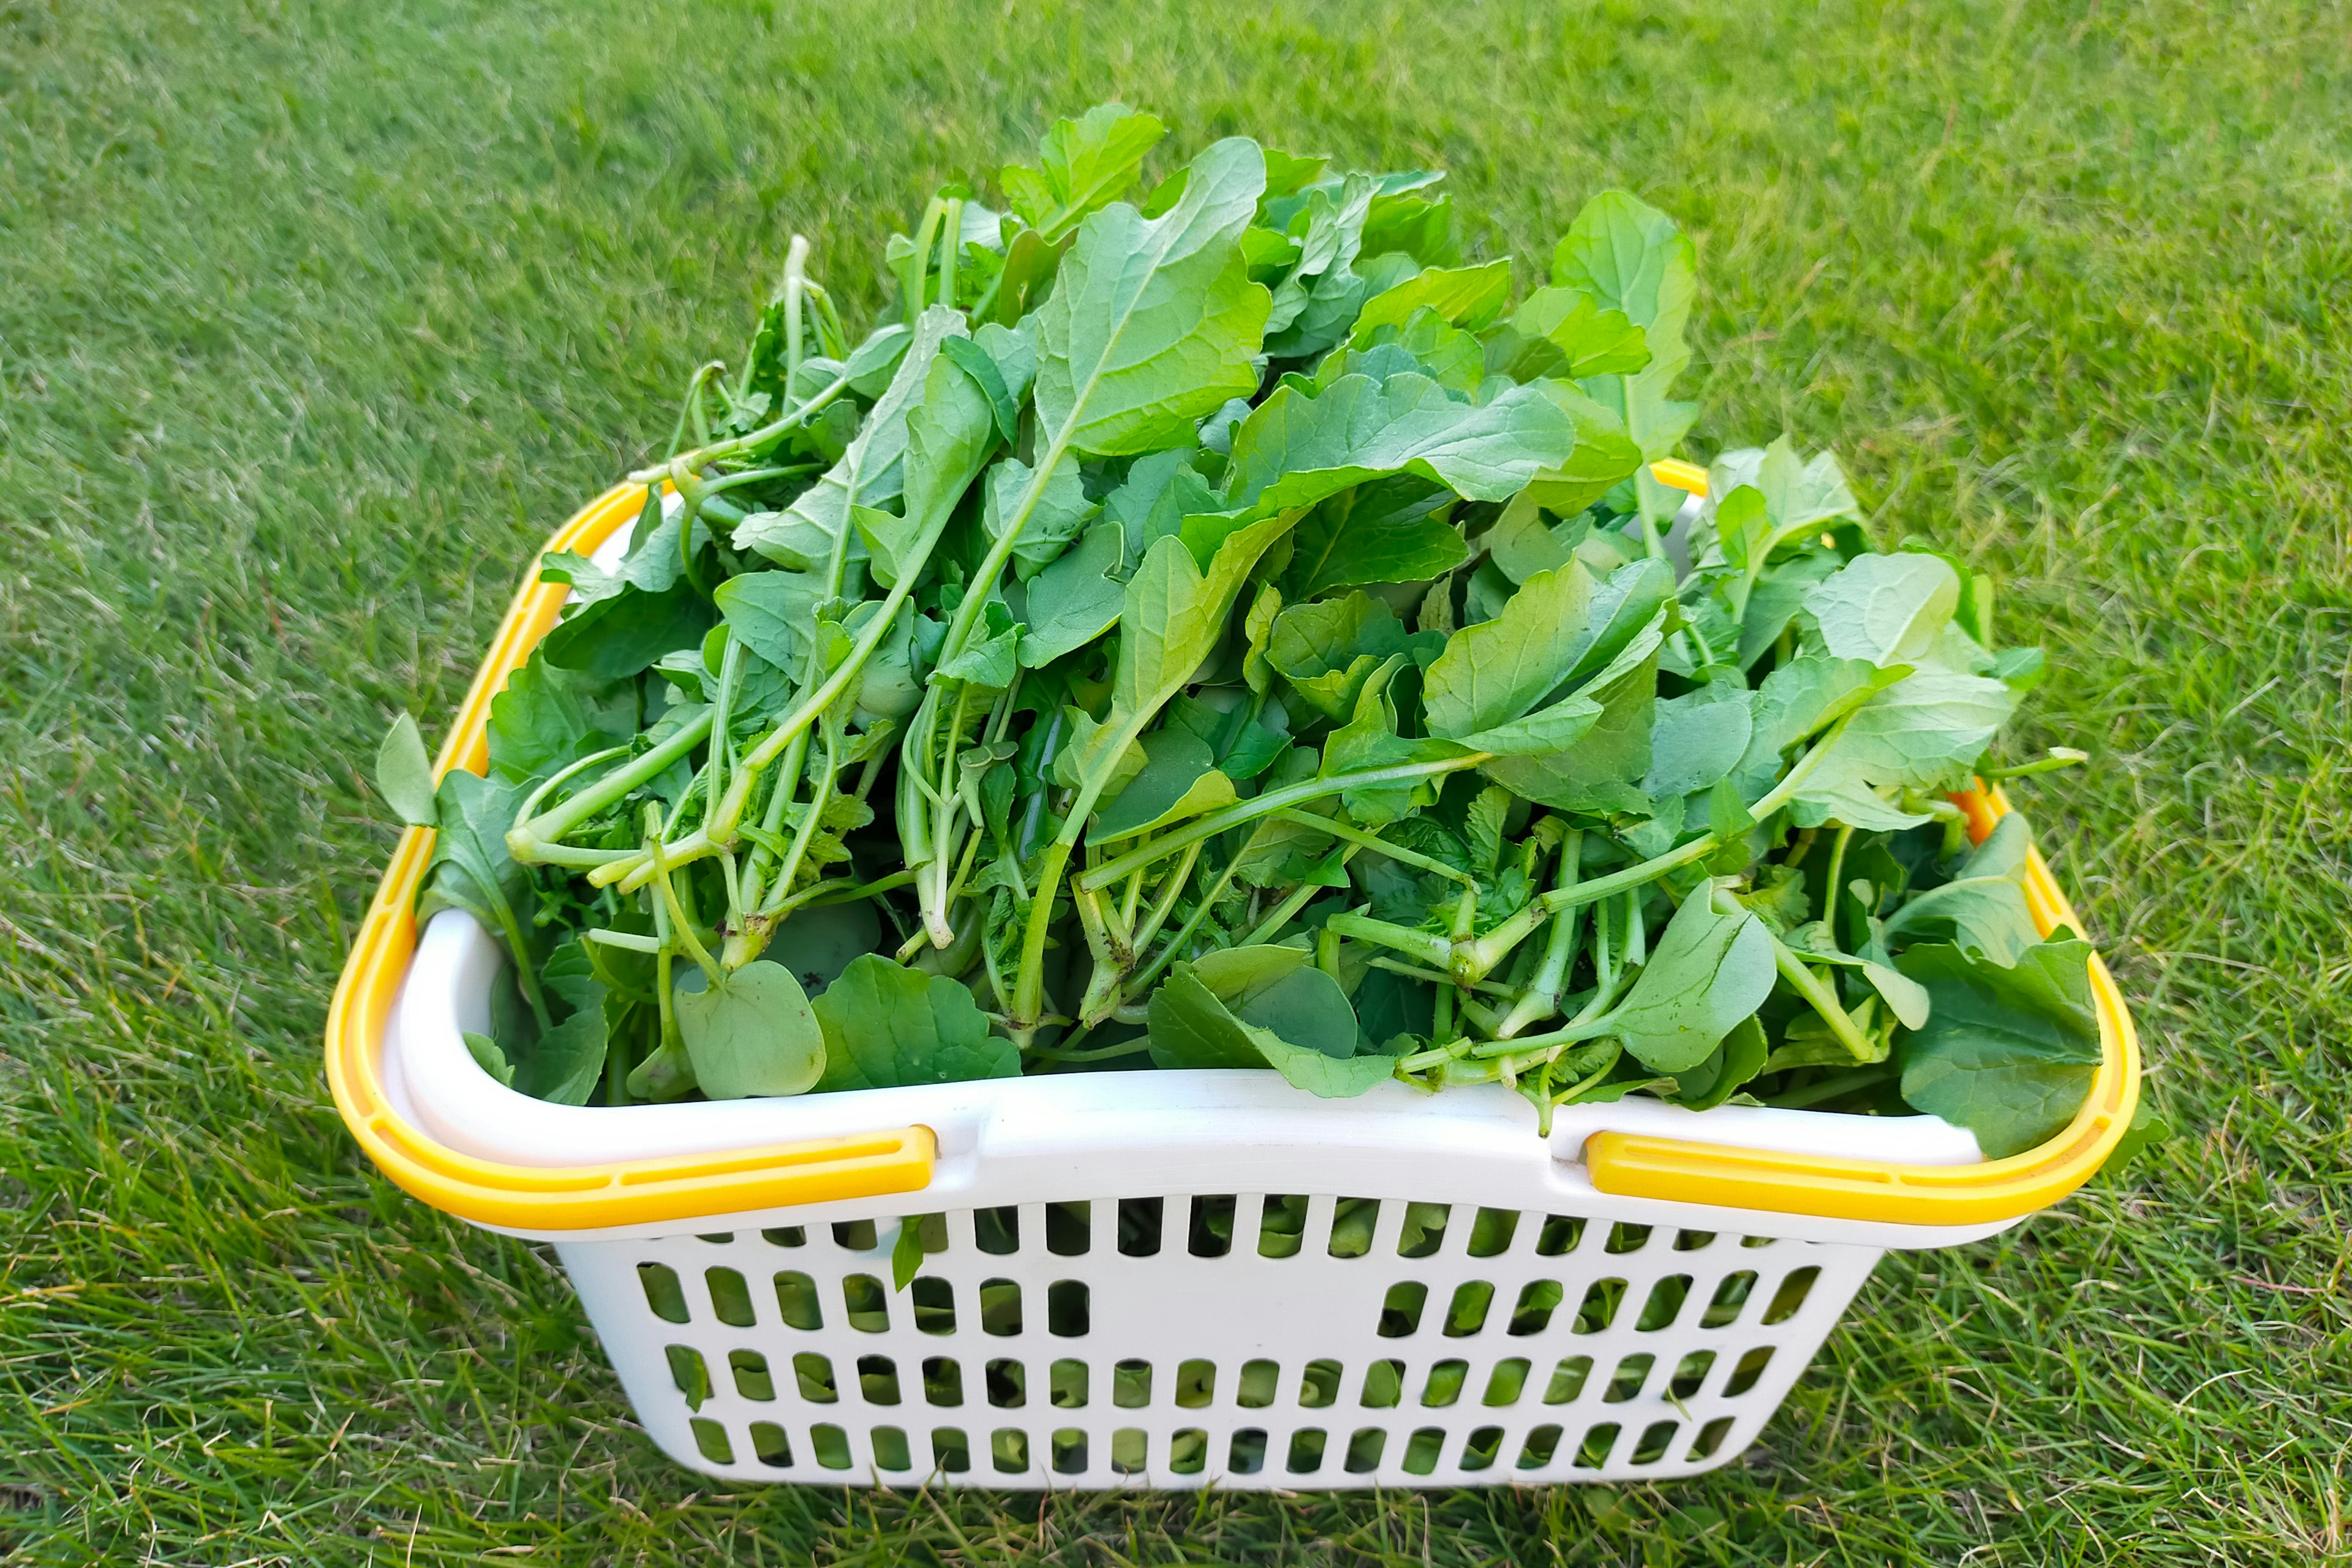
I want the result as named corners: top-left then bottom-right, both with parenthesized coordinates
top-left (324, 483), bottom-right (935, 1231)
top-left (1585, 786), bottom-right (2141, 1226)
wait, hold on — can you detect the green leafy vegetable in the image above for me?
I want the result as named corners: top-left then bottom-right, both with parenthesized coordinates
top-left (379, 108), bottom-right (2095, 1154)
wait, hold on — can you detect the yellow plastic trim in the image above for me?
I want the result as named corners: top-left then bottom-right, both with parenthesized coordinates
top-left (323, 482), bottom-right (935, 1231)
top-left (1585, 784), bottom-right (2141, 1226)
top-left (1649, 458), bottom-right (1710, 497)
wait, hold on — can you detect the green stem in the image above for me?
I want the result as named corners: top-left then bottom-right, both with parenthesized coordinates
top-left (1076, 753), bottom-right (1491, 894)
top-left (508, 709), bottom-right (715, 859)
top-left (1273, 808), bottom-right (1475, 887)
top-left (630, 372), bottom-right (852, 483)
top-left (1766, 926), bottom-right (1877, 1062)
top-left (1240, 845), bottom-right (1359, 947)
top-left (1123, 821), bottom-right (1267, 997)
top-left (1768, 1061), bottom-right (1898, 1110)
top-left (1820, 822), bottom-right (1855, 952)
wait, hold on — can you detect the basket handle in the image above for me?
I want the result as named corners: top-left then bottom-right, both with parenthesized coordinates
top-left (1582, 794), bottom-right (2142, 1226)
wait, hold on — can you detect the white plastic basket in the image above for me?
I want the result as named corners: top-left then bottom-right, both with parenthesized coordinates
top-left (326, 483), bottom-right (2142, 1490)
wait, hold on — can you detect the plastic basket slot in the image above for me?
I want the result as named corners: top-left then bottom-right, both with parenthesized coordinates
top-left (749, 1421), bottom-right (793, 1468)
top-left (1687, 1415), bottom-right (1736, 1463)
top-left (1630, 1419), bottom-right (1679, 1465)
top-left (1441, 1280), bottom-right (1495, 1336)
top-left (1360, 1359), bottom-right (1404, 1408)
top-left (932, 1427), bottom-right (970, 1472)
top-left (1636, 1274), bottom-right (1692, 1332)
top-left (1236, 1359), bottom-right (1278, 1409)
top-left (1545, 1355), bottom-right (1594, 1404)
top-left (1344, 1427), bottom-right (1385, 1472)
top-left (841, 1273), bottom-right (889, 1332)
top-left (1722, 1346), bottom-right (1774, 1396)
top-left (638, 1262), bottom-right (690, 1324)
top-left (1761, 1265), bottom-right (1821, 1324)
top-left (858, 1355), bottom-right (901, 1406)
top-left (1420, 1360), bottom-right (1468, 1408)
top-left (1460, 1425), bottom-right (1504, 1472)
top-left (1227, 1428), bottom-right (1268, 1474)
top-left (1287, 1428), bottom-right (1328, 1474)
top-left (1112, 1359), bottom-right (1152, 1408)
top-left (690, 1419), bottom-right (733, 1464)
top-left (728, 1349), bottom-right (775, 1401)
top-left (1517, 1423), bottom-right (1564, 1469)
top-left (810, 1423), bottom-right (852, 1471)
top-left (989, 1428), bottom-right (1027, 1473)
top-left (1604, 1354), bottom-right (1654, 1403)
top-left (1050, 1359), bottom-right (1087, 1409)
top-left (1110, 1427), bottom-right (1148, 1474)
top-left (1298, 1359), bottom-right (1342, 1409)
top-left (1509, 1279), bottom-right (1565, 1335)
top-left (704, 1267), bottom-right (755, 1327)
top-left (772, 1270), bottom-right (823, 1330)
top-left (1668, 1351), bottom-right (1714, 1400)
top-left (1169, 1428), bottom-right (1209, 1474)
top-left (793, 1352), bottom-right (837, 1403)
top-left (1116, 1197), bottom-right (1163, 1256)
top-left (984, 1359), bottom-right (1024, 1408)
top-left (1482, 1357), bottom-right (1531, 1407)
top-left (921, 1356), bottom-right (962, 1406)
top-left (666, 1345), bottom-right (711, 1409)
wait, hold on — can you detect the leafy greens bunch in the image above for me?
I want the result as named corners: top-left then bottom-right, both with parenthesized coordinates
top-left (375, 105), bottom-right (2101, 1158)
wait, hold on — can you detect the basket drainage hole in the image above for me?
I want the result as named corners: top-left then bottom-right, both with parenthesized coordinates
top-left (1637, 1274), bottom-right (1692, 1332)
top-left (761, 1226), bottom-right (805, 1248)
top-left (810, 1423), bottom-right (852, 1471)
top-left (1227, 1428), bottom-right (1267, 1475)
top-left (1397, 1202), bottom-right (1450, 1258)
top-left (637, 1263), bottom-right (690, 1325)
top-left (1573, 1277), bottom-right (1626, 1334)
top-left (832, 1219), bottom-right (878, 1251)
top-left (1046, 1201), bottom-right (1091, 1256)
top-left (1545, 1355), bottom-right (1593, 1404)
top-left (688, 1419), bottom-right (733, 1465)
top-left (1286, 1428), bottom-right (1327, 1474)
top-left (990, 1428), bottom-right (1028, 1473)
top-left (1724, 1346), bottom-right (1774, 1396)
top-left (665, 1346), bottom-right (711, 1410)
top-left (1535, 1214), bottom-right (1585, 1256)
top-left (773, 1270), bottom-right (823, 1331)
top-left (1702, 1270), bottom-right (1758, 1327)
top-left (1113, 1359), bottom-right (1153, 1409)
top-left (793, 1352), bottom-right (837, 1403)
top-left (1604, 1354), bottom-right (1653, 1403)
top-left (1188, 1194), bottom-right (1237, 1257)
top-left (1174, 1358), bottom-right (1215, 1408)
top-left (1117, 1197), bottom-right (1163, 1257)
top-left (1517, 1423), bottom-right (1564, 1468)
top-left (1459, 1425), bottom-right (1503, 1471)
top-left (749, 1421), bottom-right (792, 1468)
top-left (858, 1355), bottom-right (901, 1405)
top-left (870, 1425), bottom-right (912, 1471)
top-left (1574, 1422), bottom-right (1621, 1469)
top-left (985, 1359), bottom-right (1026, 1408)
top-left (1378, 1281), bottom-right (1428, 1338)
top-left (728, 1349), bottom-right (774, 1402)
top-left (1689, 1415), bottom-right (1736, 1462)
top-left (979, 1278), bottom-right (1022, 1336)
top-left (1442, 1280), bottom-right (1494, 1336)
top-left (1260, 1194), bottom-right (1309, 1257)
top-left (1329, 1197), bottom-right (1379, 1259)
top-left (705, 1266), bottom-right (755, 1328)
top-left (1509, 1278), bottom-right (1564, 1335)
top-left (1111, 1427), bottom-right (1148, 1474)
top-left (922, 1357), bottom-right (964, 1406)
top-left (1169, 1428), bottom-right (1208, 1474)
top-left (973, 1206), bottom-right (1020, 1256)
top-left (1466, 1206), bottom-right (1518, 1257)
top-left (1359, 1359), bottom-right (1404, 1408)
top-left (1670, 1351), bottom-right (1716, 1400)
top-left (1401, 1427), bottom-right (1444, 1476)
top-left (1762, 1265), bottom-right (1822, 1325)
top-left (842, 1273), bottom-right (891, 1333)
top-left (1237, 1359), bottom-right (1278, 1409)
top-left (1046, 1279), bottom-right (1089, 1337)
top-left (1631, 1419), bottom-right (1679, 1465)
top-left (1344, 1427), bottom-right (1385, 1472)
top-left (1051, 1429), bottom-right (1087, 1474)
top-left (912, 1276), bottom-right (956, 1335)
top-left (1420, 1359), bottom-right (1467, 1408)
top-left (931, 1427), bottom-right (970, 1473)
top-left (1049, 1359), bottom-right (1087, 1409)
top-left (1298, 1358), bottom-right (1341, 1408)
top-left (1482, 1357), bottom-right (1531, 1407)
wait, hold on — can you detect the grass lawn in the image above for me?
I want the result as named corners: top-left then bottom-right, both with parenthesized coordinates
top-left (4, 0), bottom-right (2350, 1561)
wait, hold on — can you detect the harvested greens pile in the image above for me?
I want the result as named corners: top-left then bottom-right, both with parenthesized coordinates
top-left (377, 105), bottom-right (2103, 1156)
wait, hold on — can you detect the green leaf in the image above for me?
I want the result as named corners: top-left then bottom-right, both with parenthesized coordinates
top-left (1803, 552), bottom-right (1961, 666)
top-left (1017, 522), bottom-right (1125, 667)
top-left (812, 954), bottom-right (1020, 1092)
top-left (376, 713), bottom-right (438, 828)
top-left (1281, 477), bottom-right (1463, 599)
top-left (939, 334), bottom-right (1020, 443)
top-left (1517, 382), bottom-right (1648, 516)
top-left (1737, 549), bottom-right (1840, 667)
top-left (936, 600), bottom-right (1022, 689)
top-left (859, 349), bottom-right (1004, 588)
top-left (676, 961), bottom-right (826, 1099)
top-left (736, 304), bottom-right (967, 567)
top-left (1610, 888), bottom-right (1776, 1072)
top-left (1896, 939), bottom-right (2102, 1158)
top-left (1498, 286), bottom-right (1652, 379)
top-left (715, 568), bottom-right (828, 671)
top-left (984, 450), bottom-right (1098, 579)
top-left (1425, 556), bottom-right (1672, 739)
top-left (1794, 669), bottom-right (2018, 825)
top-left (1266, 590), bottom-right (1431, 720)
top-left (418, 769), bottom-right (532, 959)
top-left (1667, 1015), bottom-right (1768, 1110)
top-left (539, 582), bottom-right (714, 680)
top-left (521, 998), bottom-right (608, 1106)
top-left (1352, 260), bottom-right (1513, 337)
top-left (1555, 190), bottom-right (1698, 462)
top-left (1880, 815), bottom-right (2041, 965)
top-left (1001, 104), bottom-right (1169, 242)
top-left (1320, 655), bottom-right (1471, 826)
top-left (1091, 729), bottom-right (1237, 843)
top-left (1148, 947), bottom-right (1391, 1098)
top-left (485, 654), bottom-right (637, 787)
top-left (1264, 174), bottom-right (1376, 358)
top-left (462, 1031), bottom-right (516, 1088)
top-left (1031, 136), bottom-right (1271, 458)
top-left (1642, 686), bottom-right (1754, 799)
top-left (1224, 372), bottom-right (1577, 519)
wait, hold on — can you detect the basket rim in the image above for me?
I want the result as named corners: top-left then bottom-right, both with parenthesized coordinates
top-left (323, 482), bottom-right (2139, 1233)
